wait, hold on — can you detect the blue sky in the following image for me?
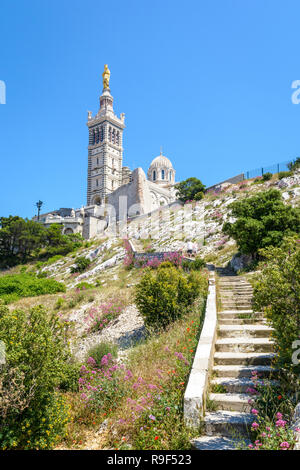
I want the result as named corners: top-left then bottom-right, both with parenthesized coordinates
top-left (1, 0), bottom-right (300, 218)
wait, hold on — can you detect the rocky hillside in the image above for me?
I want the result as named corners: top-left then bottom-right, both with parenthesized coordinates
top-left (4, 171), bottom-right (300, 362)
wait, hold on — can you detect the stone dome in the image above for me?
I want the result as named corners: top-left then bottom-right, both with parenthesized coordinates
top-left (149, 155), bottom-right (173, 169)
top-left (147, 153), bottom-right (175, 185)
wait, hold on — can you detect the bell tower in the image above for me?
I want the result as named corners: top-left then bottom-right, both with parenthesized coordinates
top-left (87, 65), bottom-right (125, 206)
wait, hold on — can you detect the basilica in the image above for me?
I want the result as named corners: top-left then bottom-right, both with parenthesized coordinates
top-left (35, 66), bottom-right (177, 238)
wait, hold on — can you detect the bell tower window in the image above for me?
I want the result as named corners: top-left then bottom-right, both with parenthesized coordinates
top-left (153, 170), bottom-right (156, 181)
top-left (161, 169), bottom-right (165, 180)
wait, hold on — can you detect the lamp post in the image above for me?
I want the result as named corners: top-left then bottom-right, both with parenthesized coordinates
top-left (36, 200), bottom-right (43, 221)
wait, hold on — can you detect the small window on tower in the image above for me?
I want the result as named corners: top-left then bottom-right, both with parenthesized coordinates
top-left (169, 171), bottom-right (172, 181)
top-left (161, 169), bottom-right (165, 180)
top-left (96, 179), bottom-right (99, 187)
top-left (153, 170), bottom-right (156, 181)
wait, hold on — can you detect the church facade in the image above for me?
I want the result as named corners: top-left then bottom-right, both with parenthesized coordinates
top-left (35, 66), bottom-right (177, 239)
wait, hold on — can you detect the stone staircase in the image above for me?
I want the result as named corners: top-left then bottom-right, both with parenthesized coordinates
top-left (192, 272), bottom-right (275, 450)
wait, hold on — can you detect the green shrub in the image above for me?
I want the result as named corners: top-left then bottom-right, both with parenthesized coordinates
top-left (87, 342), bottom-right (118, 368)
top-left (70, 256), bottom-right (91, 274)
top-left (59, 362), bottom-right (81, 392)
top-left (262, 172), bottom-right (273, 181)
top-left (223, 189), bottom-right (300, 257)
top-left (182, 257), bottom-right (205, 272)
top-left (75, 281), bottom-right (94, 290)
top-left (0, 273), bottom-right (66, 304)
top-left (45, 255), bottom-right (63, 265)
top-left (287, 157), bottom-right (300, 172)
top-left (36, 271), bottom-right (48, 278)
top-left (135, 263), bottom-right (208, 328)
top-left (0, 304), bottom-right (71, 449)
top-left (54, 297), bottom-right (66, 310)
top-left (252, 237), bottom-right (300, 373)
top-left (278, 171), bottom-right (292, 180)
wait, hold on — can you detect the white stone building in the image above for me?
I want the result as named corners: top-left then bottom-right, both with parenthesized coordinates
top-left (35, 67), bottom-right (177, 238)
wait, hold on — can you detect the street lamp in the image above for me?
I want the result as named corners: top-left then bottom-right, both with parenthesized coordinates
top-left (36, 200), bottom-right (43, 221)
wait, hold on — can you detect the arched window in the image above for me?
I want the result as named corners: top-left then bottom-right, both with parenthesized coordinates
top-left (100, 126), bottom-right (104, 142)
top-left (153, 170), bottom-right (156, 181)
top-left (169, 170), bottom-right (172, 181)
top-left (109, 127), bottom-right (112, 142)
top-left (161, 169), bottom-right (165, 180)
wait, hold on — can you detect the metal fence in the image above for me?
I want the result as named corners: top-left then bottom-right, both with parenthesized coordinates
top-left (243, 159), bottom-right (295, 180)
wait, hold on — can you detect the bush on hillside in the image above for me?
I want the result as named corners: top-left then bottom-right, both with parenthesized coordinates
top-left (252, 237), bottom-right (300, 374)
top-left (287, 157), bottom-right (300, 172)
top-left (70, 256), bottom-right (91, 274)
top-left (278, 171), bottom-right (292, 180)
top-left (135, 262), bottom-right (208, 328)
top-left (182, 257), bottom-right (206, 272)
top-left (223, 189), bottom-right (300, 257)
top-left (262, 172), bottom-right (273, 181)
top-left (0, 273), bottom-right (66, 304)
top-left (0, 304), bottom-right (71, 449)
top-left (175, 177), bottom-right (206, 203)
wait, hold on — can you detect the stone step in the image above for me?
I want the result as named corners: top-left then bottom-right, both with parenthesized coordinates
top-left (220, 298), bottom-right (253, 302)
top-left (215, 337), bottom-right (274, 353)
top-left (211, 377), bottom-right (279, 393)
top-left (218, 312), bottom-right (263, 321)
top-left (204, 410), bottom-right (253, 437)
top-left (218, 324), bottom-right (273, 338)
top-left (214, 352), bottom-right (275, 366)
top-left (209, 393), bottom-right (252, 412)
top-left (219, 282), bottom-right (252, 285)
top-left (220, 305), bottom-right (253, 311)
top-left (220, 289), bottom-right (253, 293)
top-left (213, 364), bottom-right (275, 378)
top-left (191, 435), bottom-right (251, 450)
top-left (218, 318), bottom-right (265, 325)
top-left (220, 310), bottom-right (255, 314)
top-left (220, 290), bottom-right (253, 294)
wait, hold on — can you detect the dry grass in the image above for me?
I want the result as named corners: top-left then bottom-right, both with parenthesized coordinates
top-left (58, 294), bottom-right (207, 450)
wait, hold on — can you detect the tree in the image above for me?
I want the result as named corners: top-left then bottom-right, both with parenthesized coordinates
top-left (288, 157), bottom-right (300, 172)
top-left (0, 216), bottom-right (45, 266)
top-left (0, 218), bottom-right (83, 267)
top-left (223, 189), bottom-right (300, 257)
top-left (252, 237), bottom-right (300, 373)
top-left (175, 177), bottom-right (206, 203)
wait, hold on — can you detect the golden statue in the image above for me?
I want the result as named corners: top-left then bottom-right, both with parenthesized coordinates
top-left (102, 64), bottom-right (110, 89)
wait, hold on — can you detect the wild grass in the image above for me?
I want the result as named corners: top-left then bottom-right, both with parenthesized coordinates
top-left (60, 295), bottom-right (207, 450)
